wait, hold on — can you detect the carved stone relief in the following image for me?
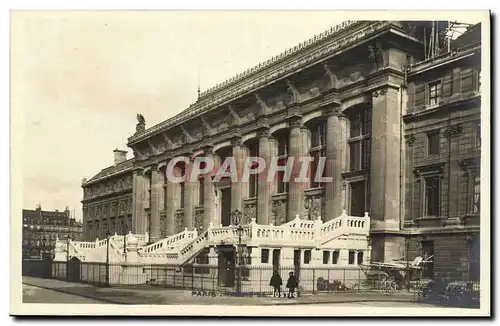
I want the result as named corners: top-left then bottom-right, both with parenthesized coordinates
top-left (175, 211), bottom-right (184, 233)
top-left (244, 203), bottom-right (257, 223)
top-left (271, 200), bottom-right (286, 225)
top-left (194, 211), bottom-right (204, 233)
top-left (304, 196), bottom-right (322, 220)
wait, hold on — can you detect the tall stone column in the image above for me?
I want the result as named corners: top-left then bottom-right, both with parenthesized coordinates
top-left (203, 147), bottom-right (215, 230)
top-left (257, 128), bottom-right (272, 225)
top-left (370, 86), bottom-right (404, 262)
top-left (165, 159), bottom-right (178, 236)
top-left (132, 168), bottom-right (146, 234)
top-left (325, 110), bottom-right (348, 220)
top-left (149, 166), bottom-right (162, 243)
top-left (287, 116), bottom-right (307, 221)
top-left (184, 157), bottom-right (195, 230)
top-left (231, 138), bottom-right (247, 214)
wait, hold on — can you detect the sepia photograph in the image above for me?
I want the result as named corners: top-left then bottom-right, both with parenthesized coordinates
top-left (9, 9), bottom-right (491, 317)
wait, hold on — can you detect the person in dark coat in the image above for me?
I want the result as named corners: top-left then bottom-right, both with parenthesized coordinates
top-left (286, 272), bottom-right (298, 298)
top-left (269, 271), bottom-right (283, 297)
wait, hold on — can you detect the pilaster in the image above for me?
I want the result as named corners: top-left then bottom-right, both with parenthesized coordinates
top-left (165, 160), bottom-right (179, 236)
top-left (184, 156), bottom-right (195, 231)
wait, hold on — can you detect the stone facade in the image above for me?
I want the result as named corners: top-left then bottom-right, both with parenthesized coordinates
top-left (81, 21), bottom-right (483, 272)
top-left (402, 23), bottom-right (481, 280)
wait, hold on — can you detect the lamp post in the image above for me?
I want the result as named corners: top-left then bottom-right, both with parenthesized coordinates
top-left (230, 209), bottom-right (246, 295)
top-left (105, 231), bottom-right (110, 286)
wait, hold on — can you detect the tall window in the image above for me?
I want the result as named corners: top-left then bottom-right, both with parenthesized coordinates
top-left (425, 176), bottom-right (440, 216)
top-left (323, 251), bottom-right (330, 264)
top-left (332, 250), bottom-right (339, 264)
top-left (180, 182), bottom-right (185, 209)
top-left (276, 132), bottom-right (289, 194)
top-left (249, 142), bottom-right (259, 198)
top-left (261, 249), bottom-right (270, 264)
top-left (303, 250), bottom-right (312, 264)
top-left (349, 109), bottom-right (371, 171)
top-left (428, 80), bottom-right (441, 105)
top-left (348, 250), bottom-right (356, 265)
top-left (310, 121), bottom-right (326, 188)
top-left (350, 181), bottom-right (367, 217)
top-left (472, 175), bottom-right (480, 214)
top-left (427, 131), bottom-right (440, 155)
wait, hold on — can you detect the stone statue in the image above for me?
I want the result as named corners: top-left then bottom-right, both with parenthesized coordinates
top-left (136, 113), bottom-right (146, 133)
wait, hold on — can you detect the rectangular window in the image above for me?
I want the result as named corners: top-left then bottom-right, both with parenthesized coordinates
top-left (427, 131), bottom-right (440, 155)
top-left (198, 179), bottom-right (204, 206)
top-left (472, 175), bottom-right (480, 214)
top-left (249, 174), bottom-right (258, 198)
top-left (311, 123), bottom-right (326, 148)
top-left (428, 81), bottom-right (441, 105)
top-left (261, 249), bottom-right (270, 264)
top-left (357, 251), bottom-right (364, 265)
top-left (323, 251), bottom-right (330, 264)
top-left (348, 250), bottom-right (355, 265)
top-left (304, 250), bottom-right (312, 264)
top-left (350, 141), bottom-right (361, 171)
top-left (278, 137), bottom-right (289, 156)
top-left (310, 149), bottom-right (326, 188)
top-left (425, 177), bottom-right (440, 216)
top-left (421, 241), bottom-right (434, 278)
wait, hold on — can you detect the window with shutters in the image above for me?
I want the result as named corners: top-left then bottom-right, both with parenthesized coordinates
top-left (428, 80), bottom-right (441, 105)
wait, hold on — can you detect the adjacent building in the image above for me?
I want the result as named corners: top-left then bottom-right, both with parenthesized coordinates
top-left (22, 205), bottom-right (83, 259)
top-left (81, 20), bottom-right (483, 280)
top-left (403, 23), bottom-right (481, 280)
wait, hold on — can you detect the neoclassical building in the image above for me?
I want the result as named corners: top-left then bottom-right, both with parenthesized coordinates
top-left (79, 20), bottom-right (481, 278)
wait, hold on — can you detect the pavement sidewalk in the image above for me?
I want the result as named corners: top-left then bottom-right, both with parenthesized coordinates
top-left (22, 277), bottom-right (420, 306)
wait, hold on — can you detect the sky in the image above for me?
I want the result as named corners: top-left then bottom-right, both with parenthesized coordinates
top-left (14, 11), bottom-right (350, 220)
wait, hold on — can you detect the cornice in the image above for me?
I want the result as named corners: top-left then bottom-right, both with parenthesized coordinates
top-left (127, 21), bottom-right (399, 145)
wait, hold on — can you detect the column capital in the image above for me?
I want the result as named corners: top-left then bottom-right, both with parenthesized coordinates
top-left (231, 136), bottom-right (243, 147)
top-left (202, 145), bottom-right (214, 156)
top-left (133, 167), bottom-right (145, 175)
top-left (257, 126), bottom-right (271, 138)
top-left (288, 115), bottom-right (303, 128)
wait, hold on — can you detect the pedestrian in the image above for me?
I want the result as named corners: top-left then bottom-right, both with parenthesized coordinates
top-left (286, 271), bottom-right (298, 298)
top-left (269, 271), bottom-right (283, 297)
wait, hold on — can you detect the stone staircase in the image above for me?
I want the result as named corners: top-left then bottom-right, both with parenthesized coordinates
top-left (54, 211), bottom-right (370, 266)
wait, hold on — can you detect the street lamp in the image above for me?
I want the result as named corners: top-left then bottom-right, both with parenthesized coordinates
top-left (105, 231), bottom-right (110, 286)
top-left (230, 209), bottom-right (246, 295)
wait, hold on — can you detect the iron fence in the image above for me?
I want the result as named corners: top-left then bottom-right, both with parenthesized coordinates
top-left (21, 259), bottom-right (480, 307)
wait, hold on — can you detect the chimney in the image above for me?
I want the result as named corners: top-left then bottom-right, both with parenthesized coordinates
top-left (113, 149), bottom-right (127, 165)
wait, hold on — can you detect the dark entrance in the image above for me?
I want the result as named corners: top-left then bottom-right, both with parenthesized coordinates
top-left (221, 187), bottom-right (232, 226)
top-left (272, 249), bottom-right (281, 272)
top-left (217, 246), bottom-right (236, 287)
top-left (67, 257), bottom-right (81, 282)
top-left (293, 249), bottom-right (301, 280)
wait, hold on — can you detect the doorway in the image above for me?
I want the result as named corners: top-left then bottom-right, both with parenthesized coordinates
top-left (217, 246), bottom-right (236, 287)
top-left (221, 187), bottom-right (231, 226)
top-left (293, 249), bottom-right (301, 280)
top-left (272, 249), bottom-right (281, 272)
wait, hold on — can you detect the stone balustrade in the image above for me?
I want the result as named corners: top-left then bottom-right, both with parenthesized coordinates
top-left (55, 212), bottom-right (370, 265)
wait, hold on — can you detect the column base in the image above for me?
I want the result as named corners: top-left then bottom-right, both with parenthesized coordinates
top-left (369, 234), bottom-right (405, 263)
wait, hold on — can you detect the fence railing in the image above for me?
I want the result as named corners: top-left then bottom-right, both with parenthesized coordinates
top-left (22, 259), bottom-right (480, 307)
